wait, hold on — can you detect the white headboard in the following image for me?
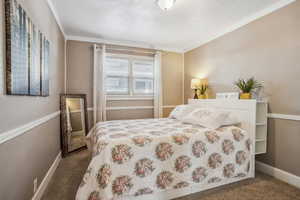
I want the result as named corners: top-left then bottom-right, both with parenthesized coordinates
top-left (188, 99), bottom-right (257, 177)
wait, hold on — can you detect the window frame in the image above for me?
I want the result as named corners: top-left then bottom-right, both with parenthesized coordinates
top-left (105, 53), bottom-right (155, 98)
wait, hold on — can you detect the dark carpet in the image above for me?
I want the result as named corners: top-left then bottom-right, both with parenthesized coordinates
top-left (42, 150), bottom-right (300, 200)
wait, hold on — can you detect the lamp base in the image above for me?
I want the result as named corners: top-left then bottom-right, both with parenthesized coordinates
top-left (193, 89), bottom-right (198, 99)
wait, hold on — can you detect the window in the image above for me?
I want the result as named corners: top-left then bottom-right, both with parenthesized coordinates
top-left (105, 55), bottom-right (154, 96)
top-left (105, 57), bottom-right (129, 94)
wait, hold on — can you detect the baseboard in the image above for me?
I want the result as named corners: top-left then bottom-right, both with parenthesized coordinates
top-left (32, 152), bottom-right (62, 200)
top-left (256, 161), bottom-right (300, 189)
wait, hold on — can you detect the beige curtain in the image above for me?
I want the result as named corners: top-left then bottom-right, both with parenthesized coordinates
top-left (154, 51), bottom-right (163, 118)
top-left (87, 44), bottom-right (107, 152)
top-left (93, 44), bottom-right (107, 125)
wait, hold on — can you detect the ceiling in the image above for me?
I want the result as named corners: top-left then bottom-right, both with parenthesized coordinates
top-left (49, 0), bottom-right (294, 52)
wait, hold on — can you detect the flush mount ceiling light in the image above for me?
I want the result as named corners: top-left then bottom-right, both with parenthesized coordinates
top-left (156, 0), bottom-right (176, 11)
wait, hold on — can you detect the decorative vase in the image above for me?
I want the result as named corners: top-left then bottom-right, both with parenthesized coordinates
top-left (240, 93), bottom-right (251, 99)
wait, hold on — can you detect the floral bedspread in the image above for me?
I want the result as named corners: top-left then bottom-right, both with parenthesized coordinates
top-left (76, 118), bottom-right (252, 200)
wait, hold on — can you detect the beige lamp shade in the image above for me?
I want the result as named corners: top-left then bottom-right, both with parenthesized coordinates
top-left (191, 79), bottom-right (201, 89)
top-left (200, 78), bottom-right (208, 86)
top-left (191, 78), bottom-right (208, 89)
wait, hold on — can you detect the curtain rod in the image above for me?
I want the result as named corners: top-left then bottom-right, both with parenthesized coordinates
top-left (95, 45), bottom-right (157, 55)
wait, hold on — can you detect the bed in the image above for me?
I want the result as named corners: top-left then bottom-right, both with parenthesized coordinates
top-left (76, 100), bottom-right (256, 200)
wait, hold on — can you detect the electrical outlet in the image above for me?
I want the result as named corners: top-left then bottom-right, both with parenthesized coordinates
top-left (33, 178), bottom-right (38, 194)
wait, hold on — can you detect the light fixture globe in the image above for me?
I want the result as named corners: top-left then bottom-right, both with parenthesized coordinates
top-left (156, 0), bottom-right (176, 11)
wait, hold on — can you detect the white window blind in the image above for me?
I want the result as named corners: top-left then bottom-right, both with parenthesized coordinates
top-left (105, 55), bottom-right (154, 96)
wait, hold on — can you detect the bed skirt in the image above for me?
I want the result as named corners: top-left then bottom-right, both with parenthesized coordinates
top-left (117, 175), bottom-right (253, 200)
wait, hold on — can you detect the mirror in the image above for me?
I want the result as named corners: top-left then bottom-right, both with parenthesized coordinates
top-left (60, 94), bottom-right (88, 156)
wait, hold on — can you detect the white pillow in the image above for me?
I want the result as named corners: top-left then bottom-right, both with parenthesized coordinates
top-left (169, 105), bottom-right (195, 120)
top-left (222, 112), bottom-right (241, 126)
top-left (181, 108), bottom-right (229, 129)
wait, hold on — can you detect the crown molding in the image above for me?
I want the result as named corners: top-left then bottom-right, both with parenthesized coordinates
top-left (67, 35), bottom-right (184, 53)
top-left (46, 0), bottom-right (66, 39)
top-left (183, 0), bottom-right (296, 52)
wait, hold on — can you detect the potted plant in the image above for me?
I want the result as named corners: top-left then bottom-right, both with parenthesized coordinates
top-left (198, 84), bottom-right (208, 99)
top-left (234, 77), bottom-right (262, 99)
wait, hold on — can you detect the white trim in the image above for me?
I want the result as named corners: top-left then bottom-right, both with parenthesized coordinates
top-left (154, 51), bottom-right (163, 118)
top-left (46, 0), bottom-right (66, 38)
top-left (93, 44), bottom-right (98, 124)
top-left (107, 97), bottom-right (154, 101)
top-left (255, 151), bottom-right (266, 155)
top-left (106, 106), bottom-right (154, 111)
top-left (257, 100), bottom-right (268, 104)
top-left (106, 53), bottom-right (155, 59)
top-left (32, 152), bottom-right (62, 200)
top-left (64, 39), bottom-right (67, 93)
top-left (268, 113), bottom-right (300, 121)
top-left (0, 111), bottom-right (61, 145)
top-left (256, 161), bottom-right (300, 189)
top-left (162, 105), bottom-right (177, 109)
top-left (70, 109), bottom-right (82, 113)
top-left (182, 53), bottom-right (185, 104)
top-left (255, 139), bottom-right (266, 142)
top-left (67, 35), bottom-right (184, 53)
top-left (183, 0), bottom-right (296, 52)
top-left (88, 105), bottom-right (175, 111)
top-left (256, 122), bottom-right (267, 126)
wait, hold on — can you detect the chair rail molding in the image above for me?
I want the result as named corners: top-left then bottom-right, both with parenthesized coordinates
top-left (88, 105), bottom-right (177, 111)
top-left (0, 111), bottom-right (61, 145)
top-left (106, 97), bottom-right (154, 101)
top-left (106, 106), bottom-right (154, 111)
top-left (268, 113), bottom-right (300, 121)
top-left (162, 105), bottom-right (177, 108)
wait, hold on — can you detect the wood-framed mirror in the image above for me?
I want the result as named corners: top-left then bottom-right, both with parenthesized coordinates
top-left (60, 94), bottom-right (88, 157)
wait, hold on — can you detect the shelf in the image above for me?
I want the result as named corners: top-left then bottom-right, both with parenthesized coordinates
top-left (255, 140), bottom-right (267, 154)
top-left (256, 125), bottom-right (267, 141)
top-left (256, 139), bottom-right (266, 142)
top-left (255, 101), bottom-right (268, 155)
top-left (257, 100), bottom-right (268, 104)
top-left (256, 122), bottom-right (267, 126)
top-left (256, 103), bottom-right (268, 124)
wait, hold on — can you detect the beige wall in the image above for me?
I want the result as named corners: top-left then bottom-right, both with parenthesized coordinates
top-left (0, 0), bottom-right (65, 199)
top-left (184, 1), bottom-right (300, 176)
top-left (162, 52), bottom-right (184, 117)
top-left (66, 40), bottom-right (183, 123)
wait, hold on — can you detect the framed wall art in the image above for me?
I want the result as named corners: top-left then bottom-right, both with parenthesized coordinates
top-left (5, 0), bottom-right (50, 96)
